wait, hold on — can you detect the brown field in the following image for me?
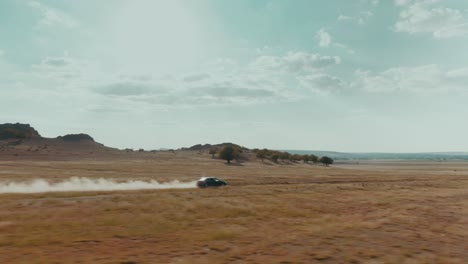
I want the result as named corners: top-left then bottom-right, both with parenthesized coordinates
top-left (1, 153), bottom-right (467, 264)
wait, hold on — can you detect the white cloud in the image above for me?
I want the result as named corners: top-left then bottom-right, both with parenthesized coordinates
top-left (94, 81), bottom-right (169, 96)
top-left (92, 71), bottom-right (288, 106)
top-left (316, 29), bottom-right (356, 54)
top-left (353, 64), bottom-right (468, 93)
top-left (394, 0), bottom-right (468, 38)
top-left (434, 22), bottom-right (468, 38)
top-left (183, 73), bottom-right (211, 82)
top-left (23, 54), bottom-right (467, 105)
top-left (89, 51), bottom-right (344, 105)
top-left (333, 43), bottom-right (356, 54)
top-left (394, 0), bottom-right (410, 6)
top-left (41, 57), bottom-right (69, 67)
top-left (3, 50), bottom-right (345, 110)
top-left (317, 29), bottom-right (331, 47)
top-left (298, 74), bottom-right (347, 94)
top-left (338, 15), bottom-right (353, 21)
top-left (446, 67), bottom-right (468, 78)
top-left (250, 52), bottom-right (341, 73)
top-left (30, 55), bottom-right (99, 86)
top-left (29, 0), bottom-right (79, 28)
top-left (283, 51), bottom-right (342, 69)
top-left (337, 11), bottom-right (373, 25)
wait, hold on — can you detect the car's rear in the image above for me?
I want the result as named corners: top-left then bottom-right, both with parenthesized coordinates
top-left (197, 179), bottom-right (208, 188)
top-left (197, 177), bottom-right (208, 188)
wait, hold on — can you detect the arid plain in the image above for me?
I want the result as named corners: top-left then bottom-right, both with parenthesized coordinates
top-left (1, 151), bottom-right (467, 264)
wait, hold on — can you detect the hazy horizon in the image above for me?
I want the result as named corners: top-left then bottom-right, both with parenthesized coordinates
top-left (1, 0), bottom-right (468, 152)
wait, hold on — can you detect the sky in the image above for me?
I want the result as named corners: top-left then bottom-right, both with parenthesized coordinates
top-left (1, 0), bottom-right (468, 152)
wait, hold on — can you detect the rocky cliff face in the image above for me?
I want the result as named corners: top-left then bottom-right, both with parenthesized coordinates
top-left (0, 123), bottom-right (117, 160)
top-left (0, 123), bottom-right (41, 140)
top-left (0, 123), bottom-right (96, 143)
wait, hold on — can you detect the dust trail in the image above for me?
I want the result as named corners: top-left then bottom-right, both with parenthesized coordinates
top-left (0, 177), bottom-right (197, 193)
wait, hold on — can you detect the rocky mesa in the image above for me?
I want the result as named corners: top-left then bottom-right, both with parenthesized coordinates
top-left (0, 123), bottom-right (117, 159)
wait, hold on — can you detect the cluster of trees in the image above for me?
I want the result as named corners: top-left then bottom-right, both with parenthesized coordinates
top-left (208, 145), bottom-right (334, 166)
top-left (253, 148), bottom-right (334, 166)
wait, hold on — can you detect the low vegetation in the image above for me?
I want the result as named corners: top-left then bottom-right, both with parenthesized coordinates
top-left (209, 148), bottom-right (217, 158)
top-left (252, 148), bottom-right (331, 165)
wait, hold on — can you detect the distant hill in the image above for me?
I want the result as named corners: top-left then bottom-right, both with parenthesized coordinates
top-left (2, 123), bottom-right (467, 161)
top-left (178, 143), bottom-right (468, 161)
top-left (0, 123), bottom-right (119, 159)
top-left (183, 143), bottom-right (249, 152)
top-left (285, 150), bottom-right (468, 161)
top-left (57, 134), bottom-right (95, 142)
top-left (0, 123), bottom-right (41, 140)
top-left (0, 123), bottom-right (98, 142)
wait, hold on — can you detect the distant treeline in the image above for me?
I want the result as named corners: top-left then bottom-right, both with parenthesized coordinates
top-left (207, 145), bottom-right (334, 166)
top-left (286, 150), bottom-right (468, 161)
top-left (251, 148), bottom-right (333, 166)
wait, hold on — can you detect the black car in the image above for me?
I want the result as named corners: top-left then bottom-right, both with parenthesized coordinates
top-left (197, 177), bottom-right (227, 188)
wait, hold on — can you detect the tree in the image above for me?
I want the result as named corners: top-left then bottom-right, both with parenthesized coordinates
top-left (280, 152), bottom-right (290, 161)
top-left (209, 148), bottom-right (217, 159)
top-left (218, 146), bottom-right (240, 164)
top-left (290, 154), bottom-right (302, 162)
top-left (309, 154), bottom-right (318, 163)
top-left (256, 149), bottom-right (267, 162)
top-left (319, 156), bottom-right (334, 166)
top-left (270, 152), bottom-right (280, 163)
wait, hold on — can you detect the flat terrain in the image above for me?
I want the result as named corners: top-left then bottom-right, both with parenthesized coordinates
top-left (1, 153), bottom-right (467, 263)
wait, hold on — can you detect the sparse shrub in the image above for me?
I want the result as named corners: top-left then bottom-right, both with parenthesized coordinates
top-left (256, 149), bottom-right (267, 162)
top-left (209, 148), bottom-right (217, 159)
top-left (290, 154), bottom-right (302, 162)
top-left (280, 152), bottom-right (290, 161)
top-left (309, 154), bottom-right (318, 163)
top-left (271, 152), bottom-right (280, 163)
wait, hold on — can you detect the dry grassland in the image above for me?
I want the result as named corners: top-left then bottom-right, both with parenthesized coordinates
top-left (0, 153), bottom-right (467, 263)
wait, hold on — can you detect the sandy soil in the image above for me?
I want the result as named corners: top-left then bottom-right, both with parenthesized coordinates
top-left (0, 153), bottom-right (467, 263)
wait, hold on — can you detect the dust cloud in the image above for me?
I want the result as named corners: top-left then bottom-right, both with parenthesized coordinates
top-left (0, 177), bottom-right (197, 193)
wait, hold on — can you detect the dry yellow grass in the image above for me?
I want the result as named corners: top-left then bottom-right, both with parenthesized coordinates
top-left (0, 153), bottom-right (467, 263)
